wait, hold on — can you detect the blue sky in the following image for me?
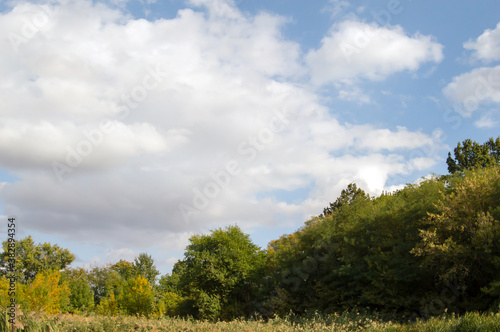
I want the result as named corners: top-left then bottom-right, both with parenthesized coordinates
top-left (0, 0), bottom-right (499, 275)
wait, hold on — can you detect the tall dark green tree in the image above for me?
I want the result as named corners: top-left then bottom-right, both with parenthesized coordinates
top-left (446, 137), bottom-right (500, 173)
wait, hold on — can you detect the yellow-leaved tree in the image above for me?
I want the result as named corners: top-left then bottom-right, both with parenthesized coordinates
top-left (118, 275), bottom-right (154, 317)
top-left (95, 292), bottom-right (121, 316)
top-left (0, 277), bottom-right (10, 308)
top-left (19, 270), bottom-right (70, 314)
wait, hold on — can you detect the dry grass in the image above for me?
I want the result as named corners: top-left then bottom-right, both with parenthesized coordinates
top-left (2, 309), bottom-right (500, 331)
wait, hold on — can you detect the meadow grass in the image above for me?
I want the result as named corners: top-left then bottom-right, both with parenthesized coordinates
top-left (2, 309), bottom-right (500, 331)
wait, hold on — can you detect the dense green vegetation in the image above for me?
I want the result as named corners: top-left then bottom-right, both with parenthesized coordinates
top-left (1, 137), bottom-right (500, 330)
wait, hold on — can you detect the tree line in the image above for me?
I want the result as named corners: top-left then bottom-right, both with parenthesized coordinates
top-left (1, 137), bottom-right (500, 320)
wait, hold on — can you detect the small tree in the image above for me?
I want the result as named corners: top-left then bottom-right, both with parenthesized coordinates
top-left (118, 275), bottom-right (154, 317)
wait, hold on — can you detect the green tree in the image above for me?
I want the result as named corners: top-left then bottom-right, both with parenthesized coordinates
top-left (111, 260), bottom-right (137, 280)
top-left (266, 179), bottom-right (445, 317)
top-left (446, 137), bottom-right (500, 174)
top-left (171, 225), bottom-right (265, 320)
top-left (0, 236), bottom-right (74, 283)
top-left (88, 264), bottom-right (124, 307)
top-left (62, 268), bottom-right (94, 313)
top-left (412, 166), bottom-right (500, 311)
top-left (320, 183), bottom-right (370, 217)
top-left (133, 253), bottom-right (159, 286)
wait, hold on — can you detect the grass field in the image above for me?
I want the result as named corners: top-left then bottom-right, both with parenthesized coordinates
top-left (3, 310), bottom-right (500, 332)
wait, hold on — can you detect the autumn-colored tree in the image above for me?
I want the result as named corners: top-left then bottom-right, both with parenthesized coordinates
top-left (18, 270), bottom-right (70, 314)
top-left (118, 275), bottom-right (154, 317)
top-left (0, 277), bottom-right (10, 308)
top-left (95, 292), bottom-right (121, 316)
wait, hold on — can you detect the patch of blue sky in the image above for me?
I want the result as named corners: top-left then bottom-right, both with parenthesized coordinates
top-left (256, 186), bottom-right (312, 205)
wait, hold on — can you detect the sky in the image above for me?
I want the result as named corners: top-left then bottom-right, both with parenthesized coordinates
top-left (0, 0), bottom-right (499, 276)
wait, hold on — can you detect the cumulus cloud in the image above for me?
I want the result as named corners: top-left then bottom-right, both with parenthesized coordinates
top-left (464, 22), bottom-right (500, 62)
top-left (306, 20), bottom-right (444, 85)
top-left (443, 66), bottom-right (500, 116)
top-left (0, 1), bottom-right (446, 267)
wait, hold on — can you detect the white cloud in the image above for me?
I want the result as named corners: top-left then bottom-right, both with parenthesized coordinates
top-left (475, 112), bottom-right (498, 128)
top-left (337, 86), bottom-right (371, 104)
top-left (306, 20), bottom-right (443, 85)
top-left (356, 126), bottom-right (433, 151)
top-left (443, 66), bottom-right (500, 116)
top-left (0, 1), bottom-right (446, 266)
top-left (0, 120), bottom-right (169, 171)
top-left (464, 22), bottom-right (500, 62)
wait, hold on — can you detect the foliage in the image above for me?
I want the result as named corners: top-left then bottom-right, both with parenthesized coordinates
top-left (160, 291), bottom-right (183, 317)
top-left (412, 166), bottom-right (500, 311)
top-left (265, 177), bottom-right (449, 316)
top-left (67, 274), bottom-right (94, 313)
top-left (110, 260), bottom-right (137, 281)
top-left (118, 275), bottom-right (155, 317)
top-left (0, 236), bottom-right (74, 284)
top-left (320, 183), bottom-right (370, 217)
top-left (170, 225), bottom-right (266, 320)
top-left (95, 292), bottom-right (121, 316)
top-left (87, 264), bottom-right (124, 307)
top-left (446, 136), bottom-right (500, 173)
top-left (133, 253), bottom-right (160, 286)
top-left (0, 277), bottom-right (11, 308)
top-left (18, 270), bottom-right (70, 314)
